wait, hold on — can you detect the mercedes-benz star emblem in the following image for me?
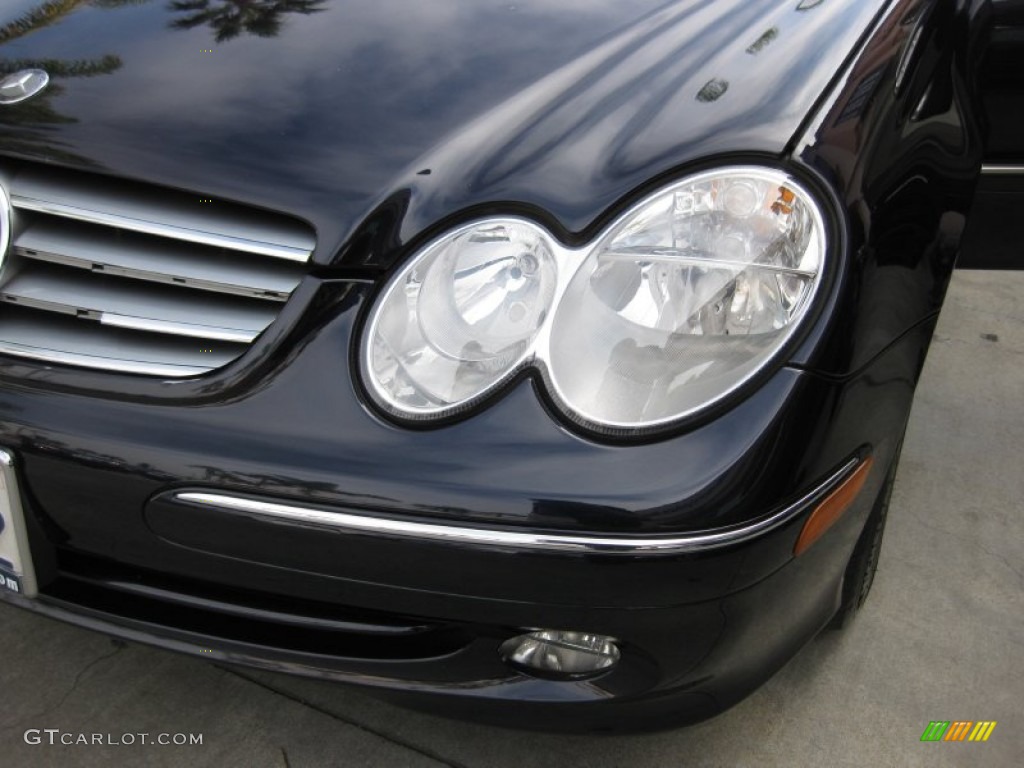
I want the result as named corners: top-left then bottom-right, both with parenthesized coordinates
top-left (0, 69), bottom-right (50, 106)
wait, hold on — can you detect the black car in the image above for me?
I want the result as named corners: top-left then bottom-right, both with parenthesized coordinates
top-left (0, 0), bottom-right (1018, 731)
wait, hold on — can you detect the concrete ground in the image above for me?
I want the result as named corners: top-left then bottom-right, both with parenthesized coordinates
top-left (0, 270), bottom-right (1021, 768)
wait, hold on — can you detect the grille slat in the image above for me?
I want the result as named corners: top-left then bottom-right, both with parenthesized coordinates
top-left (11, 166), bottom-right (314, 261)
top-left (0, 308), bottom-right (243, 376)
top-left (1, 262), bottom-right (278, 343)
top-left (0, 164), bottom-right (314, 377)
top-left (14, 218), bottom-right (302, 301)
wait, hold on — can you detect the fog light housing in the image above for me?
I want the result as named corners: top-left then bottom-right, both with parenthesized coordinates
top-left (500, 630), bottom-right (621, 680)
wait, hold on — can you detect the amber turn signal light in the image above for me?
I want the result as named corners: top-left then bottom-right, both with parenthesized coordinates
top-left (794, 457), bottom-right (874, 556)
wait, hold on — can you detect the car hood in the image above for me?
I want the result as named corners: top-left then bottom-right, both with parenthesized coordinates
top-left (0, 0), bottom-right (888, 266)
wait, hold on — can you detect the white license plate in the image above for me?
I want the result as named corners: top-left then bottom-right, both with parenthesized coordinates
top-left (0, 449), bottom-right (37, 598)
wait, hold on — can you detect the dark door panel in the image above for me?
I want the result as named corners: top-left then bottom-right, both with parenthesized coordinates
top-left (959, 1), bottom-right (1024, 268)
top-left (960, 169), bottom-right (1024, 268)
top-left (979, 0), bottom-right (1024, 159)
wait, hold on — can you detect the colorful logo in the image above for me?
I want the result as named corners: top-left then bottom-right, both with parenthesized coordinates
top-left (921, 721), bottom-right (997, 742)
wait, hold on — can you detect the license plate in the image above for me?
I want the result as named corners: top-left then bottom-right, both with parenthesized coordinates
top-left (0, 449), bottom-right (37, 598)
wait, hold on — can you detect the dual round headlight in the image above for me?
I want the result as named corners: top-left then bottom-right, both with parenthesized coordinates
top-left (361, 166), bottom-right (829, 434)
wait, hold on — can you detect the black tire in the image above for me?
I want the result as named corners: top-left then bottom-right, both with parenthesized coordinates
top-left (830, 447), bottom-right (899, 630)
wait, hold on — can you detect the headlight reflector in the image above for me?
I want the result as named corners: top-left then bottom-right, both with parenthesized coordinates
top-left (362, 167), bottom-right (828, 431)
top-left (365, 220), bottom-right (557, 417)
top-left (547, 167), bottom-right (825, 428)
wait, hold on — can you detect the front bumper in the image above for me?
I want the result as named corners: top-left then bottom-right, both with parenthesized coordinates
top-left (0, 471), bottom-right (861, 731)
top-left (0, 283), bottom-right (926, 729)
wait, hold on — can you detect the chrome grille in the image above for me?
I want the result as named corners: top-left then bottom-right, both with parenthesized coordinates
top-left (0, 164), bottom-right (313, 377)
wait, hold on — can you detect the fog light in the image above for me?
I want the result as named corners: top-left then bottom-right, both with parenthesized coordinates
top-left (500, 630), bottom-right (621, 679)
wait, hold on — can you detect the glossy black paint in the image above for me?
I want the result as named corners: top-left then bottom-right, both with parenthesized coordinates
top-left (1, 284), bottom-right (884, 540)
top-left (0, 0), bottom-right (997, 729)
top-left (792, 0), bottom-right (984, 376)
top-left (0, 0), bottom-right (888, 267)
top-left (1, 503), bottom-right (862, 731)
top-left (0, 294), bottom-right (929, 729)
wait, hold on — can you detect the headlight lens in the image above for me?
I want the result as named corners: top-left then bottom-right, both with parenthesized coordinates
top-left (547, 167), bottom-right (825, 428)
top-left (364, 220), bottom-right (557, 417)
top-left (362, 167), bottom-right (828, 431)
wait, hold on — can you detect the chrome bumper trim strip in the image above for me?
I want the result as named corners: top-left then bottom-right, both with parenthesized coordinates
top-left (175, 458), bottom-right (862, 555)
